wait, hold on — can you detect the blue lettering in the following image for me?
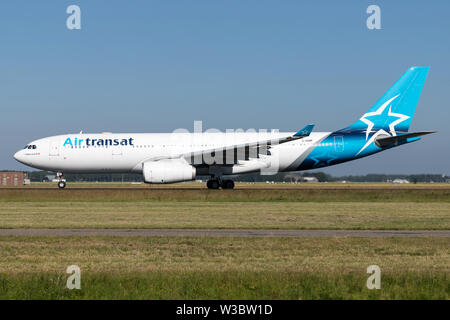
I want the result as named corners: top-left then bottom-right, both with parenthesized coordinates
top-left (62, 137), bottom-right (134, 148)
top-left (63, 138), bottom-right (73, 147)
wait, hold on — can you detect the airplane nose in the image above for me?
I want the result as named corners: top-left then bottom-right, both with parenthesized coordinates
top-left (14, 150), bottom-right (24, 163)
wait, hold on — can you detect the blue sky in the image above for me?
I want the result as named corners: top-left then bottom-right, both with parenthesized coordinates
top-left (1, 1), bottom-right (449, 175)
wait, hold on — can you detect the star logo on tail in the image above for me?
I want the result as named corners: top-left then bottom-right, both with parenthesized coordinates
top-left (359, 95), bottom-right (409, 140)
top-left (356, 94), bottom-right (410, 155)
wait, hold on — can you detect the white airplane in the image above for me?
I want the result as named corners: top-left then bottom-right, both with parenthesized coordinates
top-left (14, 67), bottom-right (434, 189)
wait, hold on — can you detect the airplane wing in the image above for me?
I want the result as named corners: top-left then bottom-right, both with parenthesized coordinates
top-left (180, 124), bottom-right (315, 165)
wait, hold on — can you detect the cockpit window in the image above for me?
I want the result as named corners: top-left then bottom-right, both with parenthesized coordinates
top-left (25, 145), bottom-right (37, 149)
top-left (24, 145), bottom-right (28, 149)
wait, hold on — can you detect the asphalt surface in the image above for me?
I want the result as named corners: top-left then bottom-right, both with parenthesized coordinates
top-left (0, 229), bottom-right (449, 237)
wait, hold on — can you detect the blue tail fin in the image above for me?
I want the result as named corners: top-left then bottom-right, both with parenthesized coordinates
top-left (345, 66), bottom-right (429, 138)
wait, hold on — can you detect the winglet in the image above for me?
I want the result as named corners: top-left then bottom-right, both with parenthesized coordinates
top-left (294, 124), bottom-right (315, 137)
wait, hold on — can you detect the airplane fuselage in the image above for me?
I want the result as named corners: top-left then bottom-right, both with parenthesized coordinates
top-left (15, 131), bottom-right (347, 174)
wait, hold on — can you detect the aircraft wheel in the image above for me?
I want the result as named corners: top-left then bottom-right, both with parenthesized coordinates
top-left (221, 180), bottom-right (235, 189)
top-left (58, 181), bottom-right (66, 189)
top-left (206, 180), bottom-right (220, 189)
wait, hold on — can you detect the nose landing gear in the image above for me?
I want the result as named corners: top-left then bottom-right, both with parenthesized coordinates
top-left (57, 172), bottom-right (66, 189)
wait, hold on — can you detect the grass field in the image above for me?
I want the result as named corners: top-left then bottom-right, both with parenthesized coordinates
top-left (1, 186), bottom-right (449, 202)
top-left (0, 185), bottom-right (449, 229)
top-left (0, 236), bottom-right (448, 299)
top-left (0, 201), bottom-right (449, 229)
top-left (0, 184), bottom-right (448, 299)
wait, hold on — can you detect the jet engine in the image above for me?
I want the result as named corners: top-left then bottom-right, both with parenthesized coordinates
top-left (142, 159), bottom-right (196, 184)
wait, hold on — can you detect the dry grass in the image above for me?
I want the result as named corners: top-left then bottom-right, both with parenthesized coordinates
top-left (0, 236), bottom-right (448, 274)
top-left (0, 201), bottom-right (448, 229)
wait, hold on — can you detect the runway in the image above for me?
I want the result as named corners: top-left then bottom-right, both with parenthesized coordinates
top-left (0, 229), bottom-right (449, 237)
top-left (2, 185), bottom-right (450, 191)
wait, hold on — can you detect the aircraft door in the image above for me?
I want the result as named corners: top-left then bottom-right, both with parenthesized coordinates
top-left (334, 136), bottom-right (344, 152)
top-left (49, 139), bottom-right (60, 157)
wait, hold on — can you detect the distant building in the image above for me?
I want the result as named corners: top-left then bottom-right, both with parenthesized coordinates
top-left (0, 171), bottom-right (26, 186)
top-left (43, 175), bottom-right (56, 182)
top-left (284, 173), bottom-right (302, 183)
top-left (393, 178), bottom-right (410, 184)
top-left (302, 176), bottom-right (319, 183)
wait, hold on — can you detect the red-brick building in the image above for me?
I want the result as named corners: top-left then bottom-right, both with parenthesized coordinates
top-left (1, 172), bottom-right (26, 186)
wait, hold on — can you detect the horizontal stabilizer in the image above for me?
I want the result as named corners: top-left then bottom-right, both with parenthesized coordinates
top-left (375, 131), bottom-right (436, 148)
top-left (294, 124), bottom-right (315, 137)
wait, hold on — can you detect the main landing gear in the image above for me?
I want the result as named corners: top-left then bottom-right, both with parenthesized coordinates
top-left (57, 172), bottom-right (66, 189)
top-left (206, 179), bottom-right (235, 190)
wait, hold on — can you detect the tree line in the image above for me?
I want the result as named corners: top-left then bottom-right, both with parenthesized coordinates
top-left (21, 170), bottom-right (449, 183)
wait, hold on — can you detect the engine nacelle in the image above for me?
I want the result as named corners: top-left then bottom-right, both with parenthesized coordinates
top-left (142, 159), bottom-right (196, 184)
